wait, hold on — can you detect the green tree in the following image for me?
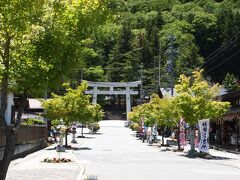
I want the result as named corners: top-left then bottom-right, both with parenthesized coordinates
top-left (169, 2), bottom-right (218, 57)
top-left (43, 81), bottom-right (104, 144)
top-left (0, 1), bottom-right (110, 178)
top-left (107, 23), bottom-right (133, 81)
top-left (216, 0), bottom-right (240, 42)
top-left (92, 23), bottom-right (121, 66)
top-left (128, 93), bottom-right (177, 127)
top-left (128, 102), bottom-right (156, 126)
top-left (159, 19), bottom-right (204, 78)
top-left (222, 73), bottom-right (239, 92)
top-left (148, 94), bottom-right (177, 127)
top-left (84, 66), bottom-right (106, 82)
top-left (0, 2), bottom-right (47, 178)
top-left (77, 0), bottom-right (240, 92)
top-left (150, 94), bottom-right (178, 145)
top-left (174, 69), bottom-right (230, 155)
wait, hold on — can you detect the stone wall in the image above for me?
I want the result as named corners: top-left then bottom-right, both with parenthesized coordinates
top-left (0, 139), bottom-right (47, 160)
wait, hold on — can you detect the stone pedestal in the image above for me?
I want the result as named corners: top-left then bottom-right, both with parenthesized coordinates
top-left (57, 135), bottom-right (65, 152)
top-left (71, 127), bottom-right (77, 143)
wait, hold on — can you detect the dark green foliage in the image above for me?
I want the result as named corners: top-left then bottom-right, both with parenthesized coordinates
top-left (87, 123), bottom-right (100, 133)
top-left (222, 73), bottom-right (239, 91)
top-left (80, 0), bottom-right (240, 95)
top-left (84, 66), bottom-right (105, 82)
top-left (129, 122), bottom-right (140, 131)
top-left (21, 118), bottom-right (45, 126)
top-left (107, 23), bottom-right (134, 82)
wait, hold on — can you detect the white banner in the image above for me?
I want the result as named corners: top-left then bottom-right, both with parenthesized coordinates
top-left (198, 119), bottom-right (210, 153)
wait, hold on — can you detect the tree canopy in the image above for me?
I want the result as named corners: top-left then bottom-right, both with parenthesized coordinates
top-left (128, 94), bottom-right (178, 127)
top-left (128, 69), bottom-right (230, 153)
top-left (43, 81), bottom-right (104, 126)
top-left (76, 0), bottom-right (240, 94)
top-left (128, 69), bottom-right (230, 127)
top-left (174, 69), bottom-right (230, 125)
top-left (0, 1), bottom-right (110, 179)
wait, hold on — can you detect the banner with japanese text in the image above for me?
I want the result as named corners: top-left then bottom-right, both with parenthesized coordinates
top-left (198, 119), bottom-right (209, 153)
top-left (179, 118), bottom-right (186, 146)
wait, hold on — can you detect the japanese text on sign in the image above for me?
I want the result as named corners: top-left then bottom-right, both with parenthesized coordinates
top-left (198, 119), bottom-right (209, 153)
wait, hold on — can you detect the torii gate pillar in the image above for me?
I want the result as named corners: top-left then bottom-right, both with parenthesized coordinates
top-left (126, 87), bottom-right (131, 117)
top-left (92, 86), bottom-right (98, 104)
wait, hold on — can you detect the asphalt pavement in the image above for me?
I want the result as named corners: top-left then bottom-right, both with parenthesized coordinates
top-left (5, 120), bottom-right (240, 180)
top-left (74, 120), bottom-right (240, 180)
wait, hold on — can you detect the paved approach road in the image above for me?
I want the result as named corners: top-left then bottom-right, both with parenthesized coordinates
top-left (74, 120), bottom-right (240, 180)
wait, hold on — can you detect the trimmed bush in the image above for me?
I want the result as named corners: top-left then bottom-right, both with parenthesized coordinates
top-left (130, 123), bottom-right (140, 131)
top-left (88, 123), bottom-right (100, 133)
top-left (21, 118), bottom-right (45, 126)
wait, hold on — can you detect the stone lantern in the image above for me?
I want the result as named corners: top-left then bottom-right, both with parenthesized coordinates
top-left (56, 119), bottom-right (66, 152)
top-left (71, 122), bottom-right (77, 143)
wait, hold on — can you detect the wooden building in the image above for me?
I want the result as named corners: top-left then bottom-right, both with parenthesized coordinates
top-left (210, 89), bottom-right (240, 151)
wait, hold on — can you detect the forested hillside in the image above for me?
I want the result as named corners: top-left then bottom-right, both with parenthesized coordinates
top-left (77, 0), bottom-right (240, 95)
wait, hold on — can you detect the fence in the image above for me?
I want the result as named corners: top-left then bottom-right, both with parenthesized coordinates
top-left (0, 125), bottom-right (47, 147)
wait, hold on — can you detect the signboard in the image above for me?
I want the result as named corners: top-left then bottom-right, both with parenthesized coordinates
top-left (179, 119), bottom-right (186, 146)
top-left (198, 119), bottom-right (209, 153)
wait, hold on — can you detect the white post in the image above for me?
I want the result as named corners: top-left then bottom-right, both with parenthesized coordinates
top-left (110, 86), bottom-right (113, 92)
top-left (92, 86), bottom-right (98, 104)
top-left (126, 87), bottom-right (131, 120)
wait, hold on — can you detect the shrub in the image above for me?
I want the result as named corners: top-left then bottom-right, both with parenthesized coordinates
top-left (131, 123), bottom-right (140, 131)
top-left (22, 118), bottom-right (45, 126)
top-left (43, 157), bottom-right (72, 163)
top-left (129, 123), bottom-right (134, 130)
top-left (88, 123), bottom-right (100, 133)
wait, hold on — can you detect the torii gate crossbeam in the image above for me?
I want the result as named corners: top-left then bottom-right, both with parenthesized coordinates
top-left (85, 81), bottom-right (141, 120)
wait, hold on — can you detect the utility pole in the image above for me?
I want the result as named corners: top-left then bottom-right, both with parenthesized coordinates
top-left (166, 35), bottom-right (177, 96)
top-left (167, 35), bottom-right (180, 150)
top-left (80, 68), bottom-right (83, 84)
top-left (157, 43), bottom-right (164, 99)
top-left (140, 62), bottom-right (143, 105)
top-left (158, 49), bottom-right (161, 89)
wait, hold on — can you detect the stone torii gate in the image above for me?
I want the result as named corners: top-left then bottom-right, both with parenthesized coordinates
top-left (85, 81), bottom-right (141, 120)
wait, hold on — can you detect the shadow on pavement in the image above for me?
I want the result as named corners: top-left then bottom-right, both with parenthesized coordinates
top-left (76, 136), bottom-right (96, 139)
top-left (95, 132), bottom-right (103, 135)
top-left (45, 146), bottom-right (92, 151)
top-left (178, 154), bottom-right (236, 160)
top-left (72, 147), bottom-right (92, 151)
top-left (211, 156), bottom-right (236, 160)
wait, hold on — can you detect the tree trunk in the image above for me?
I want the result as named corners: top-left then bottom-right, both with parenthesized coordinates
top-left (161, 127), bottom-right (164, 146)
top-left (0, 37), bottom-right (10, 180)
top-left (236, 121), bottom-right (239, 151)
top-left (0, 128), bottom-right (16, 180)
top-left (216, 124), bottom-right (219, 149)
top-left (81, 125), bottom-right (84, 137)
top-left (188, 125), bottom-right (196, 155)
top-left (65, 128), bottom-right (69, 147)
top-left (177, 120), bottom-right (181, 150)
top-left (0, 95), bottom-right (27, 180)
top-left (0, 34), bottom-right (15, 180)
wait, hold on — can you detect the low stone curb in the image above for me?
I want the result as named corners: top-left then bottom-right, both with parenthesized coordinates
top-left (70, 150), bottom-right (85, 180)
